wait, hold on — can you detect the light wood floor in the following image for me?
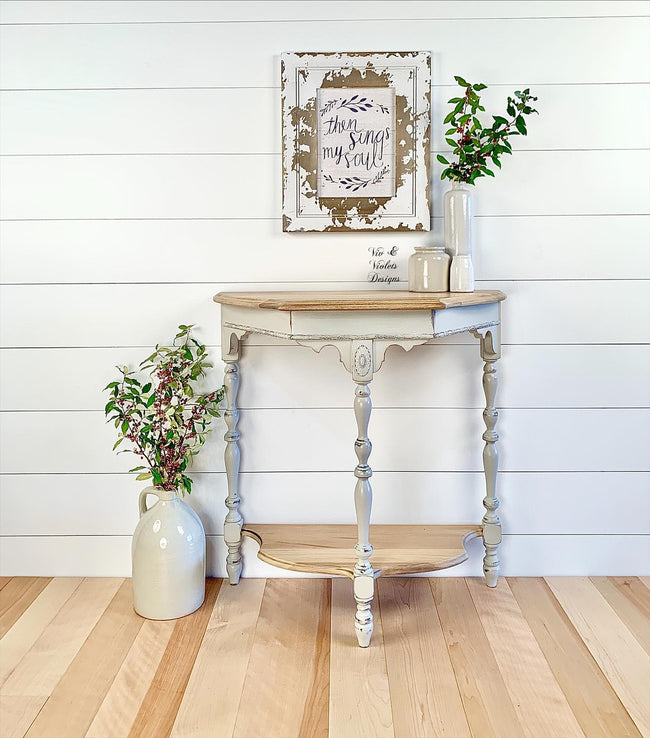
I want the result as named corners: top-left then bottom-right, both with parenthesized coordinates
top-left (0, 577), bottom-right (649, 738)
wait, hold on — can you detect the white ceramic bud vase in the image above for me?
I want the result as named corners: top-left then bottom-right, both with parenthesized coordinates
top-left (132, 486), bottom-right (206, 620)
top-left (444, 180), bottom-right (475, 292)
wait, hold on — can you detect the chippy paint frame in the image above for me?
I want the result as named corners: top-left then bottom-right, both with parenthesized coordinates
top-left (281, 51), bottom-right (431, 232)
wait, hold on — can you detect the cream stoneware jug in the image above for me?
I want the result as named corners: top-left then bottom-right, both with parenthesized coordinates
top-left (132, 486), bottom-right (206, 620)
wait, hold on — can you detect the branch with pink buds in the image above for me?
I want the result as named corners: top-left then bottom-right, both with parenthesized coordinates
top-left (104, 324), bottom-right (225, 495)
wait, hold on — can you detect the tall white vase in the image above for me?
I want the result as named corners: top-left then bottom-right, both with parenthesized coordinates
top-left (132, 486), bottom-right (206, 620)
top-left (444, 180), bottom-right (475, 292)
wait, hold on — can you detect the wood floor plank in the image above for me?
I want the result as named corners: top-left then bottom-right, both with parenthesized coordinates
top-left (639, 577), bottom-right (650, 591)
top-left (86, 619), bottom-right (175, 738)
top-left (233, 579), bottom-right (330, 738)
top-left (0, 577), bottom-right (13, 591)
top-left (0, 578), bottom-right (122, 737)
top-left (0, 578), bottom-right (82, 686)
top-left (0, 578), bottom-right (51, 638)
top-left (170, 579), bottom-right (266, 738)
top-left (0, 695), bottom-right (48, 738)
top-left (378, 577), bottom-right (471, 738)
top-left (509, 577), bottom-right (642, 738)
top-left (431, 578), bottom-right (522, 738)
top-left (467, 577), bottom-right (583, 738)
top-left (590, 577), bottom-right (650, 656)
top-left (329, 578), bottom-right (394, 738)
top-left (0, 578), bottom-right (122, 697)
top-left (127, 578), bottom-right (221, 738)
top-left (547, 577), bottom-right (650, 737)
top-left (25, 579), bottom-right (144, 737)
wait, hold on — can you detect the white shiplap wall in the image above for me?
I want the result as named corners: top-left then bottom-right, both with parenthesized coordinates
top-left (0, 0), bottom-right (649, 577)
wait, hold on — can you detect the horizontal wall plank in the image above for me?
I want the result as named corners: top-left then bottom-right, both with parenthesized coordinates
top-left (2, 151), bottom-right (649, 220)
top-left (2, 1), bottom-right (647, 24)
top-left (1, 472), bottom-right (648, 536)
top-left (500, 279), bottom-right (650, 345)
top-left (1, 17), bottom-right (648, 89)
top-left (1, 344), bottom-right (648, 411)
top-left (1, 408), bottom-right (648, 474)
top-left (2, 280), bottom-right (648, 348)
top-left (1, 534), bottom-right (648, 577)
top-left (2, 216), bottom-right (648, 284)
top-left (2, 84), bottom-right (647, 154)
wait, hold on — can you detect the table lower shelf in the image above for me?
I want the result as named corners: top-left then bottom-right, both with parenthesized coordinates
top-left (242, 524), bottom-right (482, 578)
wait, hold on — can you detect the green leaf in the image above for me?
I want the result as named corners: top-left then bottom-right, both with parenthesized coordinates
top-left (444, 138), bottom-right (457, 148)
top-left (136, 473), bottom-right (152, 481)
top-left (104, 400), bottom-right (116, 414)
top-left (142, 383), bottom-right (152, 394)
top-left (474, 83), bottom-right (487, 91)
top-left (454, 75), bottom-right (468, 86)
top-left (146, 393), bottom-right (156, 407)
top-left (436, 155), bottom-right (450, 165)
top-left (515, 116), bottom-right (527, 134)
top-left (103, 381), bottom-right (119, 391)
top-left (112, 437), bottom-right (124, 450)
top-left (152, 470), bottom-right (163, 486)
top-left (121, 419), bottom-right (129, 434)
top-left (129, 466), bottom-right (146, 473)
top-left (483, 167), bottom-right (495, 177)
top-left (443, 111), bottom-right (455, 124)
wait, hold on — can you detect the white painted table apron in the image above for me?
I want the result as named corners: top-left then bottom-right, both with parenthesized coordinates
top-left (214, 290), bottom-right (506, 647)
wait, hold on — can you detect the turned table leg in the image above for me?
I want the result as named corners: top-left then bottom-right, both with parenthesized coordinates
top-left (474, 328), bottom-right (502, 587)
top-left (222, 329), bottom-right (246, 585)
top-left (353, 380), bottom-right (374, 647)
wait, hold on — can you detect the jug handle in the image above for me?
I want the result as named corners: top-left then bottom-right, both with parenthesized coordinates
top-left (139, 486), bottom-right (160, 518)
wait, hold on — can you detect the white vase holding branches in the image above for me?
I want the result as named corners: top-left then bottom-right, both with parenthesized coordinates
top-left (445, 181), bottom-right (475, 293)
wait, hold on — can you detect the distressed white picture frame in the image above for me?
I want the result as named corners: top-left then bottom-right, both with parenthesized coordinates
top-left (281, 51), bottom-right (431, 232)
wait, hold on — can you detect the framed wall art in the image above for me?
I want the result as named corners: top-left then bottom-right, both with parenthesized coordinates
top-left (281, 51), bottom-right (431, 232)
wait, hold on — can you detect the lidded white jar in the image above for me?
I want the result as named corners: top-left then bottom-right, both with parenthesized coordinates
top-left (408, 245), bottom-right (450, 292)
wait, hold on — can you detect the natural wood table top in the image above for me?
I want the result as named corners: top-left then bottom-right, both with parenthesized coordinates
top-left (214, 289), bottom-right (506, 311)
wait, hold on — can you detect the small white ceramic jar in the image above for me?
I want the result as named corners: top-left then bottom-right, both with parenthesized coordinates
top-left (408, 246), bottom-right (450, 292)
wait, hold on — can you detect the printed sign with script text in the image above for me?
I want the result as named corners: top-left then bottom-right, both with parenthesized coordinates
top-left (317, 87), bottom-right (396, 199)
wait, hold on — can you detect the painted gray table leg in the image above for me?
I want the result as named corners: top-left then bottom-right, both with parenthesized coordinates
top-left (222, 329), bottom-right (246, 585)
top-left (474, 328), bottom-right (502, 587)
top-left (353, 379), bottom-right (375, 647)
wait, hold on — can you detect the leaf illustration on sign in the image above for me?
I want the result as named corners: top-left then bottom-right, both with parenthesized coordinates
top-left (317, 87), bottom-right (396, 199)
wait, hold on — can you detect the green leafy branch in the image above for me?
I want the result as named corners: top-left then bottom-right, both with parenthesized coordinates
top-left (437, 75), bottom-right (538, 185)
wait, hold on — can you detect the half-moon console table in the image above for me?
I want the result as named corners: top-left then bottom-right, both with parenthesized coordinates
top-left (213, 289), bottom-right (506, 647)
